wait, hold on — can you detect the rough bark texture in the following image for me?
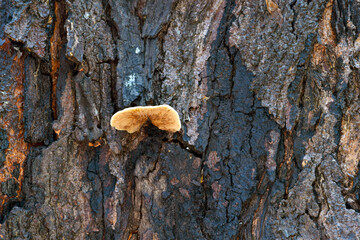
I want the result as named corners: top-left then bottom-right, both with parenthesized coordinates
top-left (0, 0), bottom-right (359, 239)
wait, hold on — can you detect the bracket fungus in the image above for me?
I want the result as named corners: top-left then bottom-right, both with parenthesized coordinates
top-left (110, 105), bottom-right (181, 133)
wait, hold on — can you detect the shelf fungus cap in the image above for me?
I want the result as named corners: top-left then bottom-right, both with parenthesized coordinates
top-left (110, 105), bottom-right (181, 133)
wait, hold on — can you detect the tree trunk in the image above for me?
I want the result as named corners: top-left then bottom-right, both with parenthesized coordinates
top-left (0, 0), bottom-right (359, 239)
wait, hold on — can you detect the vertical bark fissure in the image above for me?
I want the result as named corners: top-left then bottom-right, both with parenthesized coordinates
top-left (100, 0), bottom-right (121, 112)
top-left (198, 110), bottom-right (218, 239)
top-left (50, 0), bottom-right (66, 122)
top-left (283, 130), bottom-right (294, 199)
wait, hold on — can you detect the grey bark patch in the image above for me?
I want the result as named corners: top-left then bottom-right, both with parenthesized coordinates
top-left (229, 0), bottom-right (328, 127)
top-left (0, 129), bottom-right (8, 168)
top-left (24, 56), bottom-right (53, 145)
top-left (1, 178), bottom-right (18, 198)
top-left (141, 0), bottom-right (176, 38)
top-left (65, 0), bottom-right (116, 67)
top-left (4, 0), bottom-right (50, 58)
top-left (74, 72), bottom-right (103, 142)
top-left (108, 0), bottom-right (146, 107)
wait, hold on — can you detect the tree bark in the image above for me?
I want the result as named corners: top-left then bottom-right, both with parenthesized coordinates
top-left (0, 0), bottom-right (359, 239)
